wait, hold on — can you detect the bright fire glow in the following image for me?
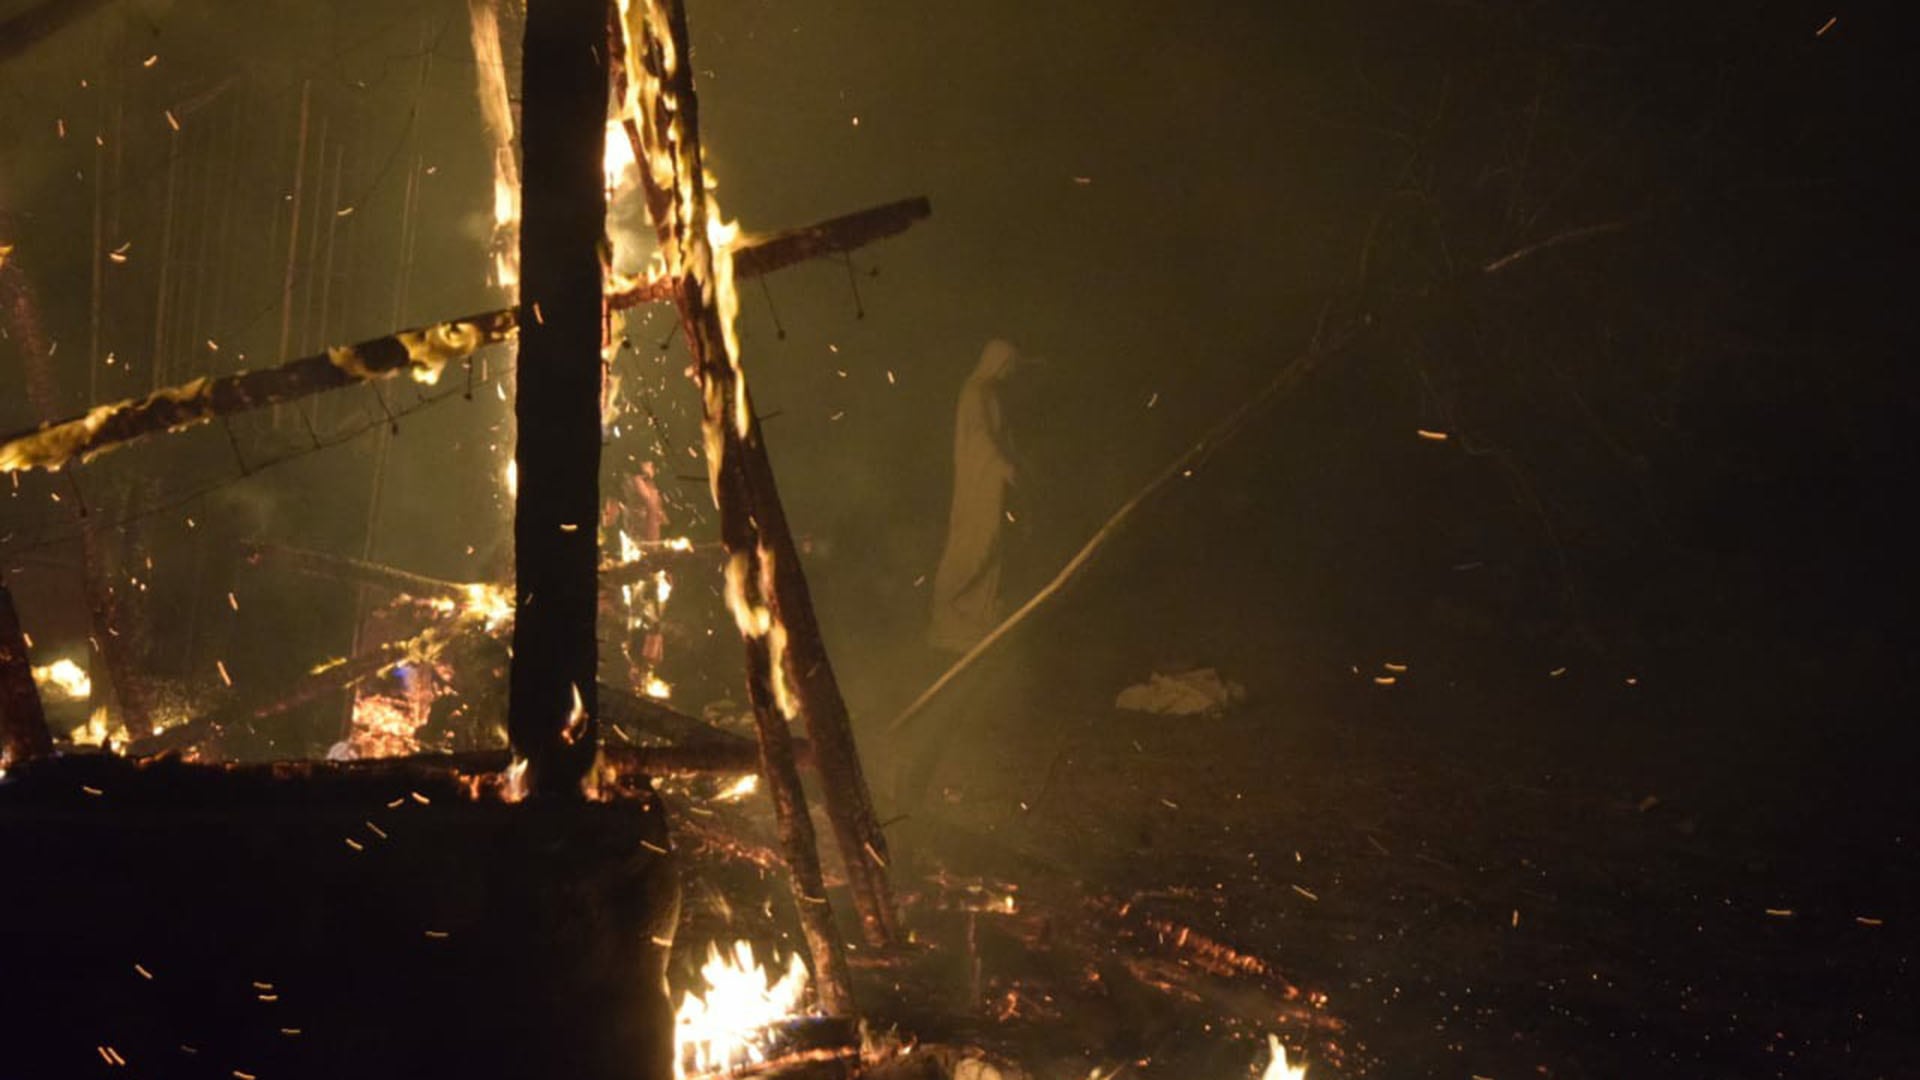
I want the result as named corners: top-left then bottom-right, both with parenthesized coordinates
top-left (674, 941), bottom-right (809, 1080)
top-left (1260, 1035), bottom-right (1308, 1080)
top-left (643, 673), bottom-right (673, 700)
top-left (460, 582), bottom-right (514, 633)
top-left (425, 582), bottom-right (514, 632)
top-left (605, 119), bottom-right (637, 193)
top-left (31, 657), bottom-right (91, 701)
top-left (68, 705), bottom-right (113, 749)
top-left (712, 774), bottom-right (758, 803)
top-left (346, 693), bottom-right (424, 759)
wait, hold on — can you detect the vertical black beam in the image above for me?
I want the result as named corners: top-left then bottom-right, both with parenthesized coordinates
top-left (510, 0), bottom-right (607, 796)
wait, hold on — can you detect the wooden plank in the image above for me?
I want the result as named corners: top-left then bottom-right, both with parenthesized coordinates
top-left (0, 200), bottom-right (926, 475)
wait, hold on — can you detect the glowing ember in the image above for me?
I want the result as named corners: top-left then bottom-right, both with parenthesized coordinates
top-left (1259, 1034), bottom-right (1308, 1080)
top-left (346, 693), bottom-right (424, 759)
top-left (674, 941), bottom-right (810, 1080)
top-left (643, 673), bottom-right (673, 700)
top-left (31, 657), bottom-right (91, 701)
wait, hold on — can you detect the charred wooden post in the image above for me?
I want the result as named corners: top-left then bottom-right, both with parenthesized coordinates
top-left (507, 0), bottom-right (608, 798)
top-left (628, 0), bottom-right (900, 952)
top-left (624, 0), bottom-right (861, 1011)
top-left (0, 582), bottom-right (54, 767)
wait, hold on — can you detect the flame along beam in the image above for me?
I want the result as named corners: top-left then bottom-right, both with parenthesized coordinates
top-left (621, 8), bottom-right (903, 953)
top-left (0, 199), bottom-right (926, 476)
top-left (624, 0), bottom-right (869, 1013)
top-left (0, 310), bottom-right (518, 474)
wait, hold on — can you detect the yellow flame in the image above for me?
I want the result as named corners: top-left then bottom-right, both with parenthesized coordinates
top-left (674, 941), bottom-right (809, 1080)
top-left (605, 119), bottom-right (638, 193)
top-left (69, 705), bottom-right (113, 749)
top-left (712, 774), bottom-right (758, 803)
top-left (643, 673), bottom-right (673, 700)
top-left (31, 658), bottom-right (91, 701)
top-left (501, 756), bottom-right (529, 803)
top-left (563, 683), bottom-right (590, 744)
top-left (460, 582), bottom-right (514, 633)
top-left (1260, 1035), bottom-right (1308, 1080)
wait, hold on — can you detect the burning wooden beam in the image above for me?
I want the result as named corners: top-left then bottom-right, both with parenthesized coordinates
top-left (625, 0), bottom-right (864, 1011)
top-left (505, 0), bottom-right (608, 798)
top-left (605, 196), bottom-right (931, 308)
top-left (0, 309), bottom-right (518, 474)
top-left (624, 0), bottom-right (901, 954)
top-left (0, 200), bottom-right (925, 476)
top-left (0, 582), bottom-right (55, 767)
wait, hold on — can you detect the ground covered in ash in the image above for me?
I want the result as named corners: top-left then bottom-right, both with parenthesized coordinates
top-left (848, 527), bottom-right (1917, 1079)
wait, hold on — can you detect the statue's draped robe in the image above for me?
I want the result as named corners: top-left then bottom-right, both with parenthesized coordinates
top-left (930, 340), bottom-right (1019, 651)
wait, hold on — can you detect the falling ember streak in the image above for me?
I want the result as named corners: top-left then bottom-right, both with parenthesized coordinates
top-left (215, 660), bottom-right (232, 686)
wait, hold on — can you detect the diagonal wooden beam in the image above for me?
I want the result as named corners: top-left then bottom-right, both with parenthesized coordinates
top-left (0, 310), bottom-right (517, 474)
top-left (625, 0), bottom-right (902, 955)
top-left (0, 199), bottom-right (928, 476)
